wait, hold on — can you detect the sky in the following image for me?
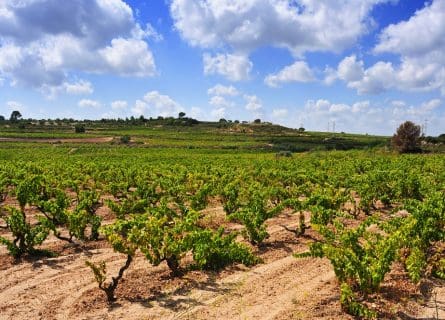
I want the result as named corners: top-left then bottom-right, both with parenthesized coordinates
top-left (0, 0), bottom-right (444, 135)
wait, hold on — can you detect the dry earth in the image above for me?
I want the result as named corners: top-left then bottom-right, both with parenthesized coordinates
top-left (0, 207), bottom-right (443, 320)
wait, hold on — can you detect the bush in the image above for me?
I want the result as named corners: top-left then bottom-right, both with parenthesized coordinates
top-left (74, 124), bottom-right (85, 133)
top-left (191, 228), bottom-right (259, 270)
top-left (120, 135), bottom-right (131, 144)
top-left (391, 121), bottom-right (421, 153)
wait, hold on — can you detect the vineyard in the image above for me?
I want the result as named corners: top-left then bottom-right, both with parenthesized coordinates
top-left (0, 136), bottom-right (444, 319)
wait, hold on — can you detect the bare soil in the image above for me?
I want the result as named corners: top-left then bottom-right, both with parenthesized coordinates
top-left (0, 206), bottom-right (443, 320)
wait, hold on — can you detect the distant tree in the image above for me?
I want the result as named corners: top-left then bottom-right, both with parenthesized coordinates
top-left (0, 115), bottom-right (5, 121)
top-left (253, 119), bottom-right (261, 124)
top-left (9, 110), bottom-right (22, 122)
top-left (178, 112), bottom-right (186, 118)
top-left (298, 127), bottom-right (305, 132)
top-left (391, 121), bottom-right (421, 153)
top-left (219, 118), bottom-right (227, 123)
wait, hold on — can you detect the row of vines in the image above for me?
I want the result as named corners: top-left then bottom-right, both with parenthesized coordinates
top-left (0, 147), bottom-right (444, 318)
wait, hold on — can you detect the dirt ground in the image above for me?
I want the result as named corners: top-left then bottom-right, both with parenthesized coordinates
top-left (0, 207), bottom-right (443, 320)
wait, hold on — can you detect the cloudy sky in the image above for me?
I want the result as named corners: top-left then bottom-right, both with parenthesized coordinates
top-left (0, 0), bottom-right (444, 135)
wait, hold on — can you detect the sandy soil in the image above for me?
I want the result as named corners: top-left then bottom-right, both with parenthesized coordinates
top-left (0, 207), bottom-right (443, 320)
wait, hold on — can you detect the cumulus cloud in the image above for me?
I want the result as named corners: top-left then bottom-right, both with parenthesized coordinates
top-left (209, 96), bottom-right (234, 109)
top-left (337, 55), bottom-right (364, 82)
top-left (207, 84), bottom-right (240, 96)
top-left (171, 0), bottom-right (392, 56)
top-left (203, 53), bottom-right (252, 81)
top-left (320, 1), bottom-right (445, 95)
top-left (78, 99), bottom-right (102, 109)
top-left (298, 98), bottom-right (443, 135)
top-left (0, 0), bottom-right (157, 92)
top-left (332, 54), bottom-right (444, 94)
top-left (265, 61), bottom-right (315, 87)
top-left (131, 91), bottom-right (183, 117)
top-left (132, 99), bottom-right (149, 116)
top-left (244, 94), bottom-right (262, 112)
top-left (374, 0), bottom-right (445, 59)
top-left (111, 100), bottom-right (128, 110)
top-left (63, 80), bottom-right (94, 95)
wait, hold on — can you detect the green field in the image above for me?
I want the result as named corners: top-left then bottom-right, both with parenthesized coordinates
top-left (0, 122), bottom-right (443, 318)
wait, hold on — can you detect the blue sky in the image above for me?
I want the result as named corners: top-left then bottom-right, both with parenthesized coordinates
top-left (0, 0), bottom-right (444, 135)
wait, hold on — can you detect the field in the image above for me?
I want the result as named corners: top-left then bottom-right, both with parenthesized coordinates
top-left (0, 122), bottom-right (444, 319)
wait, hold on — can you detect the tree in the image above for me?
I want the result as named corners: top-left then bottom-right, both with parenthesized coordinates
top-left (178, 112), bottom-right (186, 118)
top-left (9, 110), bottom-right (22, 122)
top-left (253, 119), bottom-right (261, 124)
top-left (392, 121), bottom-right (421, 153)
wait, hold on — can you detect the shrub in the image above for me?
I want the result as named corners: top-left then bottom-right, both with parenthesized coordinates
top-left (120, 135), bottom-right (131, 144)
top-left (74, 124), bottom-right (85, 133)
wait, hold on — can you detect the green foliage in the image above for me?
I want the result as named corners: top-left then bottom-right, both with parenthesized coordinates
top-left (229, 194), bottom-right (271, 245)
top-left (0, 207), bottom-right (49, 258)
top-left (190, 228), bottom-right (259, 270)
top-left (129, 204), bottom-right (198, 274)
top-left (74, 124), bottom-right (85, 133)
top-left (120, 135), bottom-right (131, 144)
top-left (340, 283), bottom-right (377, 319)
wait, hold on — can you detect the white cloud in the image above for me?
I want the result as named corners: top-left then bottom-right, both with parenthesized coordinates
top-left (298, 98), bottom-right (443, 135)
top-left (244, 94), bottom-right (262, 111)
top-left (333, 55), bottom-right (442, 94)
top-left (131, 91), bottom-right (183, 117)
top-left (337, 55), bottom-right (364, 82)
top-left (265, 61), bottom-right (315, 87)
top-left (322, 1), bottom-right (445, 95)
top-left (323, 66), bottom-right (337, 85)
top-left (64, 80), bottom-right (94, 95)
top-left (211, 107), bottom-right (226, 119)
top-left (111, 100), bottom-right (128, 110)
top-left (203, 53), bottom-right (252, 81)
top-left (209, 96), bottom-right (234, 109)
top-left (348, 61), bottom-right (396, 94)
top-left (0, 0), bottom-right (157, 91)
top-left (171, 0), bottom-right (392, 56)
top-left (272, 108), bottom-right (288, 118)
top-left (78, 99), bottom-right (102, 109)
top-left (132, 99), bottom-right (149, 116)
top-left (207, 84), bottom-right (239, 96)
top-left (189, 106), bottom-right (203, 119)
top-left (375, 0), bottom-right (445, 59)
top-left (99, 38), bottom-right (155, 77)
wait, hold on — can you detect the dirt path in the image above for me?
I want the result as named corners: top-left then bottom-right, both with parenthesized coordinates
top-left (0, 208), bottom-right (441, 320)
